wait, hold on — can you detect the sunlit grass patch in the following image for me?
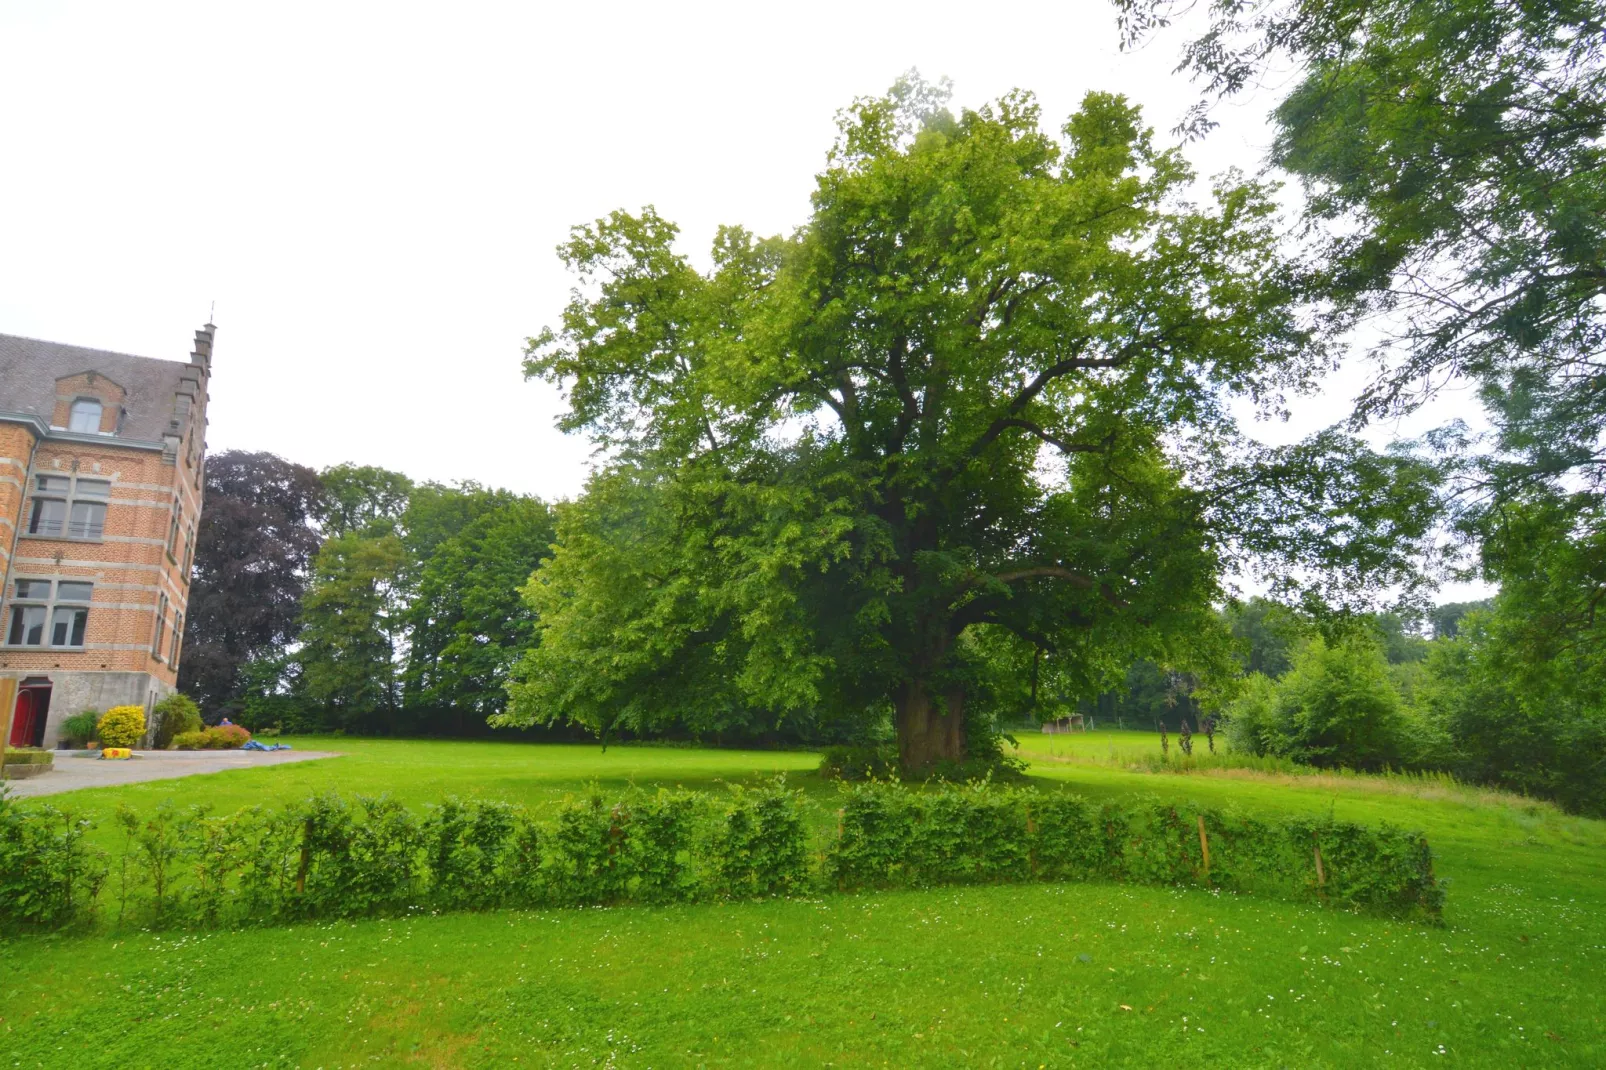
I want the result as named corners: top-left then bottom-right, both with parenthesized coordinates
top-left (3, 735), bottom-right (1603, 1067)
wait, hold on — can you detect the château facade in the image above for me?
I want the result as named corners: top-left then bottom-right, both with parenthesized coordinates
top-left (0, 324), bottom-right (214, 747)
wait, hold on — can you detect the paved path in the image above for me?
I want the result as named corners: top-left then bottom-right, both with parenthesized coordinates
top-left (3, 749), bottom-right (341, 798)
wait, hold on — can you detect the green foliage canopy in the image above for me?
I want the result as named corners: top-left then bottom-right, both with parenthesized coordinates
top-left (178, 451), bottom-right (325, 713)
top-left (298, 531), bottom-right (409, 726)
top-left (507, 77), bottom-right (1438, 769)
top-left (316, 463), bottom-right (414, 538)
top-left (1118, 0), bottom-right (1606, 711)
top-left (404, 497), bottom-right (557, 723)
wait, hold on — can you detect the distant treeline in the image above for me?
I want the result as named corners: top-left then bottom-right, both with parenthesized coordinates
top-left (178, 452), bottom-right (852, 745)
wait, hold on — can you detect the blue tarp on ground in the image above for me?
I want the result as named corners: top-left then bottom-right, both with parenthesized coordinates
top-left (240, 741), bottom-right (292, 752)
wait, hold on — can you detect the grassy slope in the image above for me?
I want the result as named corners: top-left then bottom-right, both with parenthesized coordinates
top-left (1, 734), bottom-right (1602, 1068)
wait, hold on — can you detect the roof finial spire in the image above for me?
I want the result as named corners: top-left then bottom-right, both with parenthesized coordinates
top-left (208, 300), bottom-right (215, 326)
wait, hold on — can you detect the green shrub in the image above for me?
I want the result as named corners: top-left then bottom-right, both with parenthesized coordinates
top-left (97, 706), bottom-right (147, 749)
top-left (1273, 637), bottom-right (1410, 770)
top-left (627, 789), bottom-right (702, 903)
top-left (422, 797), bottom-right (519, 911)
top-left (152, 694), bottom-right (203, 750)
top-left (1222, 673), bottom-right (1278, 755)
top-left (546, 794), bottom-right (632, 905)
top-left (251, 794), bottom-right (422, 921)
top-left (1223, 639), bottom-right (1412, 771)
top-left (826, 782), bottom-right (1444, 921)
top-left (0, 787), bottom-right (107, 928)
top-left (3, 748), bottom-right (54, 766)
top-left (818, 745), bottom-right (898, 780)
top-left (59, 711), bottom-right (100, 748)
top-left (114, 801), bottom-right (196, 926)
top-left (0, 781), bottom-right (1445, 933)
top-left (710, 780), bottom-right (808, 898)
top-left (172, 731), bottom-right (208, 751)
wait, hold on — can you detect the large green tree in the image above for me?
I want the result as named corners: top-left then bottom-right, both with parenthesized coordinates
top-left (316, 463), bottom-right (414, 538)
top-left (298, 531), bottom-right (409, 727)
top-left (505, 79), bottom-right (1436, 770)
top-left (1422, 512), bottom-right (1606, 814)
top-left (1117, 0), bottom-right (1606, 687)
top-left (179, 451), bottom-right (325, 714)
top-left (404, 496), bottom-right (556, 729)
top-left (297, 463), bottom-right (415, 726)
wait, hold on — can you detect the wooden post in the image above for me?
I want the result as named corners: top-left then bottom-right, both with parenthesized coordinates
top-left (1314, 842), bottom-right (1326, 888)
top-left (1196, 814), bottom-right (1210, 878)
top-left (835, 808), bottom-right (846, 893)
top-left (0, 677), bottom-right (16, 778)
top-left (295, 817), bottom-right (313, 895)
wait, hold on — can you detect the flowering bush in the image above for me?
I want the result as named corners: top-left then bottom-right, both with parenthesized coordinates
top-left (172, 725), bottom-right (251, 750)
top-left (96, 706), bottom-right (146, 749)
top-left (207, 724), bottom-right (251, 748)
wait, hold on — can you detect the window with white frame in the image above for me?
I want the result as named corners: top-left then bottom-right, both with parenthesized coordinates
top-left (167, 501), bottom-right (182, 558)
top-left (68, 398), bottom-right (104, 433)
top-left (5, 578), bottom-right (92, 648)
top-left (152, 593), bottom-right (168, 659)
top-left (27, 475), bottom-right (110, 539)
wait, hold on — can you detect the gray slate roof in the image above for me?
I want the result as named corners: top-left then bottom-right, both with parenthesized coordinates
top-left (0, 333), bottom-right (193, 442)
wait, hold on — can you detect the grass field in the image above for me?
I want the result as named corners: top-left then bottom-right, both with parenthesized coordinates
top-left (2, 732), bottom-right (1603, 1067)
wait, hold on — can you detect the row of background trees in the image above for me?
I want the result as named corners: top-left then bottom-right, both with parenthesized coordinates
top-left (1102, 597), bottom-right (1606, 817)
top-left (177, 452), bottom-right (557, 737)
top-left (178, 447), bottom-right (1604, 816)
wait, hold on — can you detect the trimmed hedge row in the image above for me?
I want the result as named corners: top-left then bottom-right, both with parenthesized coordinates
top-left (827, 781), bottom-right (1444, 920)
top-left (0, 779), bottom-right (1443, 932)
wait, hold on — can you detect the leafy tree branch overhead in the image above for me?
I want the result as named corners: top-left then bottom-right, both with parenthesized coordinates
top-left (1117, 0), bottom-right (1606, 744)
top-left (508, 75), bottom-right (1440, 771)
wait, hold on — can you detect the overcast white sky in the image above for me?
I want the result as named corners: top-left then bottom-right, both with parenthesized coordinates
top-left (0, 0), bottom-right (1484, 529)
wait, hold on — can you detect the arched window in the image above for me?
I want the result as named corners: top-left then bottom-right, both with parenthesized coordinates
top-left (68, 398), bottom-right (102, 433)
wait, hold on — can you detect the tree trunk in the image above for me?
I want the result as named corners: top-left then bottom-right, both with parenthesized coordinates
top-left (896, 678), bottom-right (966, 773)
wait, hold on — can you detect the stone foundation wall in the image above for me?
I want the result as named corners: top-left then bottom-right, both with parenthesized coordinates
top-left (35, 671), bottom-right (172, 748)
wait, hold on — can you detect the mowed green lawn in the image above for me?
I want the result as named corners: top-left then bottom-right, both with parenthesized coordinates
top-left (2, 734), bottom-right (1603, 1068)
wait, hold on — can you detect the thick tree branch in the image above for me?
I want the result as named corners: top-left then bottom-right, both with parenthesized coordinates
top-left (951, 565), bottom-right (1132, 610)
top-left (984, 419), bottom-right (1114, 458)
top-left (887, 334), bottom-right (920, 451)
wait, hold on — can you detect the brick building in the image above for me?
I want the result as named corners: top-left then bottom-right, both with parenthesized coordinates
top-left (1, 324), bottom-right (213, 747)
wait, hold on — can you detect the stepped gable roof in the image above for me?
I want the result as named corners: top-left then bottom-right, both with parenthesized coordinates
top-left (0, 332), bottom-right (192, 442)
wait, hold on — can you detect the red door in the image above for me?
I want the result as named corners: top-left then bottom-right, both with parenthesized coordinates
top-left (8, 687), bottom-right (50, 748)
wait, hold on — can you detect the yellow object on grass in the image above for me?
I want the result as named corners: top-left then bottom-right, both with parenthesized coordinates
top-left (99, 747), bottom-right (132, 760)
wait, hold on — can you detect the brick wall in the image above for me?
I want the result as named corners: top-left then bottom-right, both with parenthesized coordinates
top-left (2, 325), bottom-right (211, 745)
top-left (0, 439), bottom-right (201, 686)
top-left (50, 372), bottom-right (128, 433)
top-left (0, 422), bottom-right (37, 576)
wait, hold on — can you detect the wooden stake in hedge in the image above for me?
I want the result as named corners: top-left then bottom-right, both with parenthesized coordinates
top-left (1314, 841), bottom-right (1326, 896)
top-left (836, 808), bottom-right (846, 893)
top-left (295, 816), bottom-right (313, 896)
top-left (1197, 814), bottom-right (1210, 879)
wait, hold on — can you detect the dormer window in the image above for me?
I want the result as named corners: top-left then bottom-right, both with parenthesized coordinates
top-left (68, 398), bottom-right (103, 433)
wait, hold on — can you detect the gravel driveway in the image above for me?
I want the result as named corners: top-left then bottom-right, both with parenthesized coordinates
top-left (3, 749), bottom-right (340, 798)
